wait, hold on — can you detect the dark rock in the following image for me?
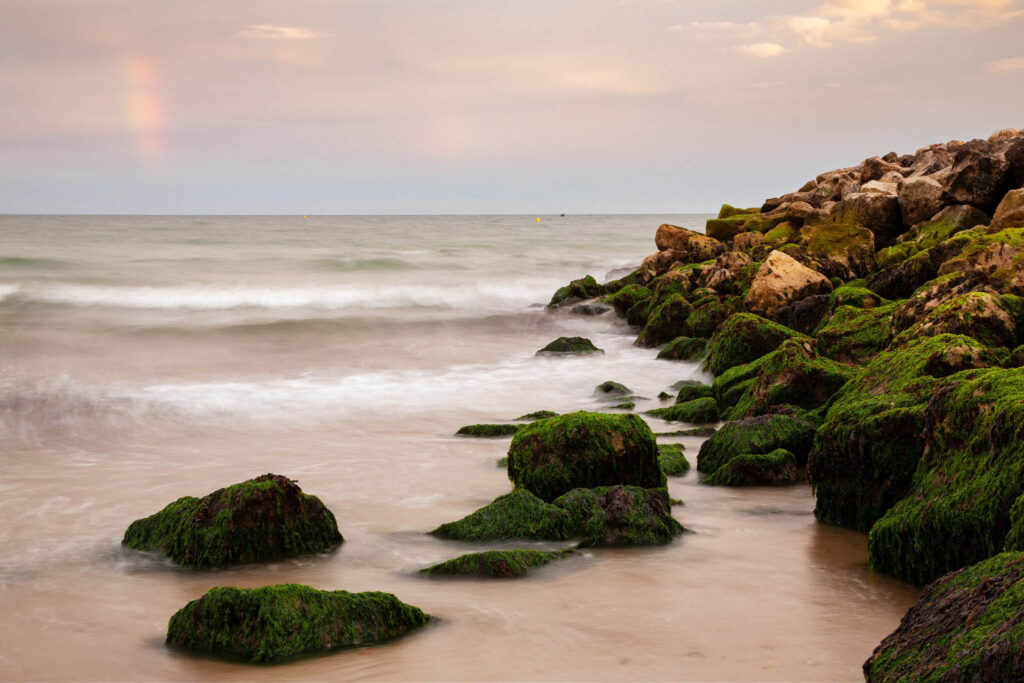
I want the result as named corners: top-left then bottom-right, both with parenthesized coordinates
top-left (536, 336), bottom-right (604, 355)
top-left (775, 293), bottom-right (830, 335)
top-left (697, 411), bottom-right (818, 474)
top-left (553, 485), bottom-right (684, 546)
top-left (420, 549), bottom-right (570, 578)
top-left (703, 449), bottom-right (800, 486)
top-left (941, 139), bottom-right (1011, 213)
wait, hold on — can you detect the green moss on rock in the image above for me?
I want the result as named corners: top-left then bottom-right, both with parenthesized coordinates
top-left (456, 423), bottom-right (524, 437)
top-left (829, 285), bottom-right (889, 311)
top-left (536, 336), bottom-right (604, 355)
top-left (703, 313), bottom-right (802, 376)
top-left (657, 336), bottom-right (707, 361)
top-left (594, 381), bottom-right (631, 398)
top-left (636, 294), bottom-right (693, 347)
top-left (646, 397), bottom-right (719, 424)
top-left (685, 300), bottom-right (733, 339)
top-left (658, 443), bottom-right (690, 476)
top-left (675, 382), bottom-right (714, 404)
top-left (122, 474), bottom-right (343, 568)
top-left (430, 488), bottom-right (575, 541)
top-left (516, 410), bottom-right (558, 420)
top-left (552, 485), bottom-right (684, 546)
top-left (165, 584), bottom-right (429, 663)
top-left (816, 303), bottom-right (900, 364)
top-left (607, 284), bottom-right (652, 317)
top-left (508, 412), bottom-right (662, 502)
top-left (549, 275), bottom-right (603, 307)
top-left (419, 549), bottom-right (571, 578)
top-left (703, 449), bottom-right (800, 487)
top-left (890, 291), bottom-right (1020, 350)
top-left (697, 412), bottom-right (818, 474)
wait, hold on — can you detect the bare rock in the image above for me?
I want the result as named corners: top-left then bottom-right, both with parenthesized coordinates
top-left (834, 192), bottom-right (904, 247)
top-left (743, 250), bottom-right (833, 319)
top-left (941, 139), bottom-right (1011, 212)
top-left (897, 175), bottom-right (945, 226)
top-left (654, 224), bottom-right (726, 261)
top-left (991, 188), bottom-right (1024, 230)
top-left (861, 180), bottom-right (898, 195)
top-left (799, 223), bottom-right (876, 279)
top-left (733, 231), bottom-right (764, 251)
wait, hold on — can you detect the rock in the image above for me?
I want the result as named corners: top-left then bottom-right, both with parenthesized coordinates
top-left (816, 303), bottom-right (899, 364)
top-left (684, 299), bottom-right (733, 338)
top-left (594, 381), bottom-right (631, 398)
top-left (891, 291), bottom-right (1019, 350)
top-left (122, 474), bottom-right (343, 568)
top-left (1006, 137), bottom-right (1024, 186)
top-left (705, 213), bottom-right (783, 242)
top-left (860, 180), bottom-right (898, 195)
top-left (829, 285), bottom-right (889, 310)
top-left (733, 231), bottom-right (764, 251)
top-left (675, 382), bottom-right (714, 404)
top-left (536, 336), bottom-right (604, 355)
top-left (611, 401), bottom-right (635, 411)
top-left (646, 397), bottom-right (719, 424)
top-left (989, 128), bottom-right (1019, 142)
top-left (697, 411), bottom-right (818, 475)
top-left (897, 175), bottom-right (944, 226)
top-left (1008, 345), bottom-right (1024, 368)
top-left (702, 449), bottom-right (800, 486)
top-left (656, 335), bottom-right (706, 361)
top-left (833, 192), bottom-right (904, 247)
top-left (166, 585), bottom-right (429, 663)
top-left (876, 204), bottom-right (987, 268)
top-left (430, 488), bottom-right (575, 541)
top-left (937, 227), bottom-right (1024, 282)
top-left (516, 410), bottom-right (558, 420)
top-left (657, 443), bottom-right (690, 476)
top-left (456, 423), bottom-right (524, 437)
top-left (718, 203), bottom-right (761, 219)
top-left (549, 275), bottom-right (603, 307)
top-left (798, 222), bottom-right (876, 279)
top-left (866, 237), bottom-right (966, 299)
top-left (703, 312), bottom-right (803, 376)
top-left (763, 221), bottom-right (798, 246)
top-left (640, 249), bottom-right (702, 277)
top-left (607, 284), bottom-right (652, 317)
top-left (654, 224), bottom-right (727, 262)
top-left (553, 485), bottom-right (684, 546)
top-left (698, 251), bottom-right (753, 292)
top-left (570, 302), bottom-right (612, 316)
top-left (743, 250), bottom-right (833, 320)
top-left (636, 294), bottom-right (693, 347)
top-left (864, 552), bottom-right (1024, 682)
top-left (420, 549), bottom-right (570, 578)
top-left (862, 156), bottom-right (907, 183)
top-left (992, 188), bottom-right (1024, 229)
top-left (507, 411), bottom-right (662, 502)
top-left (941, 140), bottom-right (1011, 212)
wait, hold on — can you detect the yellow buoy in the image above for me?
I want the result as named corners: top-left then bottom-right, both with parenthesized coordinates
top-left (304, 215), bottom-right (308, 220)
top-left (536, 217), bottom-right (541, 222)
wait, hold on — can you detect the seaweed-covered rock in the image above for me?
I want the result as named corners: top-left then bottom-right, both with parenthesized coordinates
top-left (646, 397), bottom-right (719, 424)
top-left (419, 549), bottom-right (570, 578)
top-left (798, 223), bottom-right (876, 279)
top-left (684, 300), bottom-right (733, 338)
top-left (875, 205), bottom-right (987, 268)
top-left (866, 236), bottom-right (966, 300)
top-left (549, 275), bottom-right (603, 307)
top-left (552, 485), bottom-right (684, 546)
top-left (1008, 345), bottom-right (1024, 368)
top-left (868, 367), bottom-right (1024, 585)
top-left (594, 381), bottom-right (631, 398)
top-left (607, 284), bottom-right (652, 317)
top-left (703, 312), bottom-right (803, 376)
top-left (516, 410), bottom-right (558, 420)
top-left (833, 192), bottom-right (903, 247)
top-left (809, 334), bottom-right (1000, 534)
top-left (611, 401), bottom-right (635, 410)
top-left (657, 443), bottom-right (690, 476)
top-left (430, 488), bottom-right (574, 541)
top-left (891, 291), bottom-right (1020, 349)
top-left (122, 474), bottom-right (342, 568)
top-left (705, 213), bottom-right (782, 242)
top-left (816, 302), bottom-right (900, 364)
top-left (456, 423), bottom-right (523, 437)
top-left (656, 336), bottom-right (706, 361)
top-left (675, 382), bottom-right (714, 404)
top-left (743, 250), bottom-right (833, 319)
top-left (865, 552), bottom-right (1024, 682)
top-left (536, 336), bottom-right (604, 355)
top-left (829, 285), bottom-right (889, 311)
top-left (636, 294), bottom-right (693, 347)
top-left (703, 449), bottom-right (800, 487)
top-left (774, 293), bottom-right (831, 335)
top-left (507, 412), bottom-right (662, 502)
top-left (696, 412), bottom-right (818, 474)
top-left (165, 585), bottom-right (429, 663)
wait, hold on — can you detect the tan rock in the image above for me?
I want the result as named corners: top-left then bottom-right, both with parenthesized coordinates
top-left (861, 180), bottom-right (898, 195)
top-left (654, 224), bottom-right (726, 260)
top-left (992, 189), bottom-right (1024, 224)
top-left (989, 128), bottom-right (1019, 143)
top-left (798, 223), bottom-right (876, 279)
top-left (834, 192), bottom-right (903, 246)
top-left (898, 175), bottom-right (945, 226)
top-left (991, 208), bottom-right (1024, 231)
top-left (700, 251), bottom-right (752, 290)
top-left (733, 231), bottom-right (764, 251)
top-left (743, 250), bottom-right (833, 319)
top-left (939, 242), bottom-right (1024, 278)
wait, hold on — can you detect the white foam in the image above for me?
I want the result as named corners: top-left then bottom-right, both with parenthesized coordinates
top-left (0, 283), bottom-right (21, 302)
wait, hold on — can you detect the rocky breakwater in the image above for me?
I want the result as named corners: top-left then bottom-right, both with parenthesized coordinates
top-left (549, 127), bottom-right (1024, 677)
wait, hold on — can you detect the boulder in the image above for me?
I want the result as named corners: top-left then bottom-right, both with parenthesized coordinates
top-left (549, 275), bottom-right (603, 307)
top-left (833, 192), bottom-right (904, 247)
top-left (420, 549), bottom-right (570, 578)
top-left (718, 203), bottom-right (761, 219)
top-left (891, 291), bottom-right (1019, 350)
top-left (536, 336), bottom-right (604, 355)
top-left (430, 488), bottom-right (575, 541)
top-left (733, 231), bottom-right (764, 251)
top-left (507, 412), bottom-right (662, 502)
top-left (594, 381), bottom-right (631, 398)
top-left (553, 485), bottom-right (684, 546)
top-left (636, 294), bottom-right (693, 347)
top-left (607, 284), bottom-right (652, 317)
top-left (775, 293), bottom-right (831, 335)
top-left (654, 224), bottom-right (726, 261)
top-left (702, 449), bottom-right (800, 487)
top-left (698, 251), bottom-right (753, 292)
top-left (798, 223), bottom-right (876, 279)
top-left (876, 204), bottom-right (988, 268)
top-left (862, 156), bottom-right (907, 183)
top-left (166, 585), bottom-right (429, 663)
top-left (941, 140), bottom-right (1011, 212)
top-left (657, 443), bottom-right (690, 476)
top-left (743, 250), bottom-right (833, 319)
top-left (991, 188), bottom-right (1024, 230)
top-left (897, 175), bottom-right (944, 226)
top-left (656, 335), bottom-right (706, 361)
top-left (1006, 137), bottom-right (1024, 187)
top-left (122, 474), bottom-right (343, 568)
top-left (703, 312), bottom-right (803, 376)
top-left (816, 303), bottom-right (899, 364)
top-left (865, 552), bottom-right (1024, 682)
top-left (697, 411), bottom-right (818, 475)
top-left (866, 237), bottom-right (966, 300)
top-left (860, 180), bottom-right (898, 195)
top-left (675, 382), bottom-right (714, 404)
top-left (684, 299), bottom-right (733, 338)
top-left (646, 397), bottom-right (719, 424)
top-left (456, 423), bottom-right (524, 437)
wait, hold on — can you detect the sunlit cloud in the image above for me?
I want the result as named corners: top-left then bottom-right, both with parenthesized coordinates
top-left (735, 42), bottom-right (788, 58)
top-left (986, 55), bottom-right (1024, 71)
top-left (121, 56), bottom-right (167, 163)
top-left (786, 16), bottom-right (833, 47)
top-left (235, 24), bottom-right (329, 40)
top-left (688, 21), bottom-right (762, 40)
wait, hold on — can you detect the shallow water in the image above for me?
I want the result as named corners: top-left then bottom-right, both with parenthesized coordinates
top-left (0, 215), bottom-right (920, 681)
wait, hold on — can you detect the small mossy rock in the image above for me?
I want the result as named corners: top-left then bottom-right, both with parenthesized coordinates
top-left (684, 299), bottom-right (733, 338)
top-left (456, 423), bottom-right (524, 437)
top-left (867, 367), bottom-right (1024, 585)
top-left (763, 221), bottom-right (797, 246)
top-left (703, 312), bottom-right (802, 376)
top-left (743, 250), bottom-right (833, 320)
top-left (829, 285), bottom-right (889, 311)
top-left (516, 410), bottom-right (558, 420)
top-left (703, 449), bottom-right (800, 487)
top-left (430, 488), bottom-right (574, 541)
top-left (816, 303), bottom-right (900, 364)
top-left (552, 485), bottom-right (684, 546)
top-left (646, 397), bottom-right (719, 424)
top-left (419, 549), bottom-right (570, 579)
top-left (864, 552), bottom-right (1024, 682)
top-left (607, 284), bottom-right (652, 317)
top-left (675, 382), bottom-right (714, 404)
top-left (122, 474), bottom-right (342, 568)
top-left (594, 381), bottom-right (631, 398)
top-left (808, 334), bottom-right (1000, 533)
top-left (706, 213), bottom-right (782, 242)
top-left (611, 401), bottom-right (635, 410)
top-left (536, 336), bottom-right (603, 355)
top-left (798, 223), bottom-right (876, 279)
top-left (549, 275), bottom-right (603, 307)
top-left (636, 294), bottom-right (693, 347)
top-left (658, 443), bottom-right (690, 476)
top-left (697, 412), bottom-right (818, 474)
top-left (866, 237), bottom-right (965, 300)
top-left (165, 585), bottom-right (429, 663)
top-left (656, 336), bottom-right (706, 361)
top-left (508, 412), bottom-right (662, 502)
top-left (718, 204), bottom-right (761, 219)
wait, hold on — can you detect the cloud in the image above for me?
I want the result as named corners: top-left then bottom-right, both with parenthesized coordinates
top-left (235, 24), bottom-right (328, 40)
top-left (735, 42), bottom-right (789, 58)
top-left (688, 21), bottom-right (762, 41)
top-left (986, 55), bottom-right (1024, 71)
top-left (786, 16), bottom-right (833, 46)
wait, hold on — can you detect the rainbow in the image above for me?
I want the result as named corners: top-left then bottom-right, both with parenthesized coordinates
top-left (122, 56), bottom-right (167, 162)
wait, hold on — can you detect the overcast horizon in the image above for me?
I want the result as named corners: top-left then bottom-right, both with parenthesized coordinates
top-left (3, 0), bottom-right (1023, 215)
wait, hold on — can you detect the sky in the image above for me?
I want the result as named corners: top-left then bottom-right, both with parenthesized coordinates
top-left (1, 0), bottom-right (1023, 214)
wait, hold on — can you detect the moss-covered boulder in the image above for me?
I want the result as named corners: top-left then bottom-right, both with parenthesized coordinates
top-left (122, 474), bottom-right (342, 568)
top-left (675, 382), bottom-right (714, 404)
top-left (706, 213), bottom-right (781, 242)
top-left (865, 552), bottom-right (1024, 682)
top-left (875, 205), bottom-right (987, 268)
top-left (552, 485), bottom-right (684, 546)
top-left (829, 285), bottom-right (889, 311)
top-left (516, 410), bottom-right (558, 420)
top-left (430, 488), bottom-right (575, 541)
top-left (607, 284), bottom-right (652, 318)
top-left (536, 336), bottom-right (604, 355)
top-left (656, 336), bottom-right (706, 361)
top-left (636, 294), bottom-right (693, 347)
top-left (594, 381), bottom-right (631, 398)
top-left (419, 549), bottom-right (570, 578)
top-left (808, 334), bottom-right (1000, 534)
top-left (703, 449), bottom-right (800, 487)
top-left (696, 412), bottom-right (818, 474)
top-left (890, 291), bottom-right (1020, 350)
top-left (165, 585), bottom-right (429, 663)
top-left (816, 302), bottom-right (900, 364)
top-left (703, 313), bottom-right (802, 376)
top-left (866, 236), bottom-right (967, 300)
top-left (1008, 345), bottom-right (1024, 368)
top-left (646, 397), bottom-right (719, 424)
top-left (507, 412), bottom-right (662, 502)
top-left (798, 222), bottom-right (876, 279)
top-left (456, 423), bottom-right (524, 437)
top-left (867, 367), bottom-right (1024, 585)
top-left (657, 443), bottom-right (690, 476)
top-left (684, 300), bottom-right (733, 339)
top-left (549, 275), bottom-right (603, 307)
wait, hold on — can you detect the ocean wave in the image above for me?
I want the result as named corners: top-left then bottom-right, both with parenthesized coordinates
top-left (308, 257), bottom-right (424, 271)
top-left (3, 281), bottom-right (559, 312)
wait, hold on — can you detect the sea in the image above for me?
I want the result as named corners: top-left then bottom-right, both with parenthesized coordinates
top-left (0, 214), bottom-right (920, 681)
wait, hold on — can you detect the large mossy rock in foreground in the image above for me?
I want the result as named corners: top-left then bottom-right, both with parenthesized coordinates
top-left (553, 485), bottom-right (684, 546)
top-left (167, 585), bottom-right (429, 663)
top-left (865, 552), bottom-right (1024, 682)
top-left (420, 549), bottom-right (571, 578)
top-left (508, 411), bottom-right (662, 502)
top-left (123, 474), bottom-right (342, 568)
top-left (536, 336), bottom-right (604, 355)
